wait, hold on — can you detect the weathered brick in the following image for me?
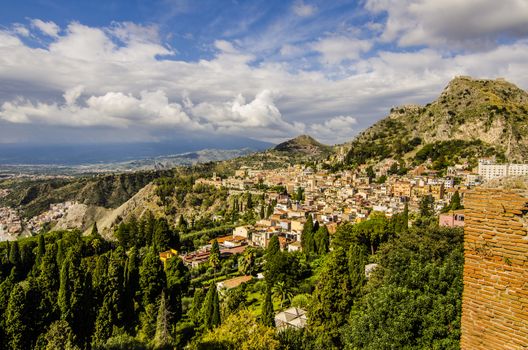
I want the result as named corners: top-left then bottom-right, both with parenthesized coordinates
top-left (461, 188), bottom-right (528, 350)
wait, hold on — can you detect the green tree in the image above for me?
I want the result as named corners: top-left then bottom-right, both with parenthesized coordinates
top-left (6, 283), bottom-right (28, 349)
top-left (189, 288), bottom-right (205, 325)
top-left (9, 240), bottom-right (21, 267)
top-left (314, 225), bottom-right (330, 255)
top-left (238, 246), bottom-right (257, 275)
top-left (310, 248), bottom-right (354, 349)
top-left (196, 310), bottom-right (279, 350)
top-left (139, 248), bottom-right (164, 307)
top-left (43, 320), bottom-right (79, 350)
top-left (209, 239), bottom-right (221, 273)
top-left (201, 285), bottom-right (221, 330)
top-left (267, 235), bottom-right (280, 257)
top-left (272, 281), bottom-right (293, 309)
top-left (154, 291), bottom-right (172, 348)
top-left (165, 256), bottom-right (190, 322)
top-left (261, 284), bottom-right (275, 327)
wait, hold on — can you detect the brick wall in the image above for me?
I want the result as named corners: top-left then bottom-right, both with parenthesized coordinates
top-left (461, 188), bottom-right (528, 349)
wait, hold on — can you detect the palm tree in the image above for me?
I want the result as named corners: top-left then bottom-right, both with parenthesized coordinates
top-left (272, 281), bottom-right (293, 309)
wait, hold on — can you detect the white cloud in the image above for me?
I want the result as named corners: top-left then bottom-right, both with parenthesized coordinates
top-left (311, 35), bottom-right (372, 64)
top-left (0, 18), bottom-right (528, 145)
top-left (13, 24), bottom-right (30, 37)
top-left (30, 19), bottom-right (60, 38)
top-left (366, 0), bottom-right (528, 49)
top-left (309, 116), bottom-right (357, 144)
top-left (293, 1), bottom-right (317, 17)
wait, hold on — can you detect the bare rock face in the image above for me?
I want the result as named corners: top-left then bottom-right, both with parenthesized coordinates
top-left (344, 76), bottom-right (528, 166)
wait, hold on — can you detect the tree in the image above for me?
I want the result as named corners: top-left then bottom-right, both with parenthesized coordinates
top-left (36, 234), bottom-right (46, 266)
top-left (310, 248), bottom-right (354, 349)
top-left (343, 226), bottom-right (464, 349)
top-left (154, 291), bottom-right (172, 348)
top-left (91, 222), bottom-right (99, 236)
top-left (419, 194), bottom-right (435, 217)
top-left (92, 295), bottom-right (114, 347)
top-left (301, 215), bottom-right (315, 254)
top-left (238, 247), bottom-right (256, 275)
top-left (272, 281), bottom-right (293, 309)
top-left (6, 283), bottom-right (28, 349)
top-left (8, 240), bottom-right (21, 267)
top-left (196, 310), bottom-right (279, 350)
top-left (139, 248), bottom-right (164, 307)
top-left (165, 256), bottom-right (190, 322)
top-left (124, 247), bottom-right (140, 330)
top-left (314, 225), bottom-right (330, 255)
top-left (443, 190), bottom-right (463, 212)
top-left (267, 235), bottom-right (280, 257)
top-left (261, 284), bottom-right (275, 327)
top-left (366, 166), bottom-right (376, 180)
top-left (189, 288), bottom-right (205, 325)
top-left (209, 239), bottom-right (221, 273)
top-left (201, 285), bottom-right (221, 330)
top-left (43, 320), bottom-right (79, 350)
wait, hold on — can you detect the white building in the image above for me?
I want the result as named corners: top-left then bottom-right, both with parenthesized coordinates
top-left (478, 159), bottom-right (528, 181)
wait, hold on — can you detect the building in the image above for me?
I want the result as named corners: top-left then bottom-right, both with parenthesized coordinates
top-left (477, 159), bottom-right (528, 181)
top-left (159, 248), bottom-right (178, 266)
top-left (439, 210), bottom-right (465, 227)
top-left (275, 307), bottom-right (308, 331)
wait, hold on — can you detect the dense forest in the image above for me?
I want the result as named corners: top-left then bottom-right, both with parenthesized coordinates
top-left (0, 195), bottom-right (463, 349)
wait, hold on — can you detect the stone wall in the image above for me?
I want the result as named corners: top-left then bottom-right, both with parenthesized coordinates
top-left (461, 187), bottom-right (528, 349)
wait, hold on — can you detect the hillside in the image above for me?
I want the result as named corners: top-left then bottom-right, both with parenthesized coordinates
top-left (274, 134), bottom-right (332, 157)
top-left (0, 170), bottom-right (176, 217)
top-left (344, 76), bottom-right (528, 169)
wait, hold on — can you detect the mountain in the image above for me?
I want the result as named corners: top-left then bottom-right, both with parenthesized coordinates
top-left (0, 136), bottom-right (273, 165)
top-left (274, 135), bottom-right (332, 157)
top-left (344, 76), bottom-right (528, 169)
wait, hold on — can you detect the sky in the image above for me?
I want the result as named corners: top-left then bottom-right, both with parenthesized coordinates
top-left (0, 0), bottom-right (528, 146)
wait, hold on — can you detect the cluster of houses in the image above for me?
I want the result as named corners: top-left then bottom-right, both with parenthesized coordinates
top-left (0, 206), bottom-right (23, 241)
top-left (26, 201), bottom-right (77, 233)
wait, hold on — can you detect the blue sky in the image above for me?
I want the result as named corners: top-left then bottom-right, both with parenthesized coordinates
top-left (0, 0), bottom-right (528, 145)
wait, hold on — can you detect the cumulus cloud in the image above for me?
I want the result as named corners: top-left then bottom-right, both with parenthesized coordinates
top-left (30, 19), bottom-right (60, 37)
top-left (0, 90), bottom-right (200, 129)
top-left (309, 116), bottom-right (357, 144)
top-left (366, 0), bottom-right (528, 49)
top-left (0, 15), bottom-right (528, 145)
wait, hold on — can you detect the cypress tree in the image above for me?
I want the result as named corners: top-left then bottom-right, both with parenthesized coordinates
top-left (261, 284), bottom-right (275, 327)
top-left (92, 295), bottom-right (114, 347)
top-left (154, 291), bottom-right (172, 348)
top-left (8, 240), bottom-right (21, 267)
top-left (315, 225), bottom-right (330, 255)
top-left (36, 234), bottom-right (46, 266)
top-left (56, 240), bottom-right (65, 267)
top-left (6, 283), bottom-right (27, 349)
top-left (301, 215), bottom-right (314, 254)
top-left (267, 235), bottom-right (280, 257)
top-left (139, 248), bottom-right (164, 307)
top-left (209, 239), bottom-right (220, 272)
top-left (201, 285), bottom-right (221, 329)
top-left (190, 288), bottom-right (205, 324)
top-left (124, 246), bottom-right (140, 330)
top-left (165, 257), bottom-right (190, 322)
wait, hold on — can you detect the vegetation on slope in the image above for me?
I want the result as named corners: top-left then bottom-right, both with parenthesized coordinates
top-left (344, 76), bottom-right (528, 168)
